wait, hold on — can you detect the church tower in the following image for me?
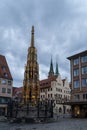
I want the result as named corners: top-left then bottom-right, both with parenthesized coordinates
top-left (55, 62), bottom-right (59, 77)
top-left (48, 57), bottom-right (54, 77)
top-left (23, 26), bottom-right (40, 105)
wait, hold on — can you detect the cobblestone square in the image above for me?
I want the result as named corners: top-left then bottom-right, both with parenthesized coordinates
top-left (0, 118), bottom-right (87, 130)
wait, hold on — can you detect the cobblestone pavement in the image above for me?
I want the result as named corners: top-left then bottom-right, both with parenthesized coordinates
top-left (0, 118), bottom-right (87, 130)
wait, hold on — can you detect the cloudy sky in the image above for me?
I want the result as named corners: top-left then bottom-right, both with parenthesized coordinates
top-left (0, 0), bottom-right (87, 87)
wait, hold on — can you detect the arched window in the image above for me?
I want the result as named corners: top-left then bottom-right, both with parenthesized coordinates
top-left (59, 107), bottom-right (62, 113)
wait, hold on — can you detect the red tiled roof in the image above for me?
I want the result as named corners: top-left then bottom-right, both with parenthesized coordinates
top-left (40, 76), bottom-right (56, 89)
top-left (0, 55), bottom-right (13, 80)
top-left (40, 76), bottom-right (56, 83)
top-left (12, 87), bottom-right (23, 97)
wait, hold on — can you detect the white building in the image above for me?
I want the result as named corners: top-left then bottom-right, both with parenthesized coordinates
top-left (40, 58), bottom-right (71, 117)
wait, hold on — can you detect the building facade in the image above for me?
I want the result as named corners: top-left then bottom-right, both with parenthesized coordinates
top-left (68, 50), bottom-right (87, 117)
top-left (0, 55), bottom-right (13, 116)
top-left (40, 58), bottom-right (71, 116)
top-left (12, 87), bottom-right (23, 102)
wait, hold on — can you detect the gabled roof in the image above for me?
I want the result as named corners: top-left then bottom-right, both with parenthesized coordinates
top-left (0, 55), bottom-right (13, 80)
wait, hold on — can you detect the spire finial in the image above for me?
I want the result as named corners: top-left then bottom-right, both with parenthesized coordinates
top-left (31, 25), bottom-right (34, 47)
top-left (48, 56), bottom-right (54, 77)
top-left (55, 61), bottom-right (59, 76)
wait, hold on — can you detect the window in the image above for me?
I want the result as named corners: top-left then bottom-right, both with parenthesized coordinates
top-left (4, 73), bottom-right (8, 77)
top-left (82, 66), bottom-right (87, 74)
top-left (81, 56), bottom-right (87, 63)
top-left (74, 94), bottom-right (80, 100)
top-left (74, 58), bottom-right (79, 65)
top-left (51, 94), bottom-right (52, 97)
top-left (74, 80), bottom-right (80, 88)
top-left (82, 78), bottom-right (87, 87)
top-left (83, 94), bottom-right (85, 99)
top-left (83, 94), bottom-right (87, 99)
top-left (8, 80), bottom-right (12, 85)
top-left (59, 107), bottom-right (62, 113)
top-left (2, 88), bottom-right (6, 93)
top-left (1, 80), bottom-right (6, 85)
top-left (51, 88), bottom-right (52, 91)
top-left (0, 97), bottom-right (11, 104)
top-left (74, 69), bottom-right (79, 76)
top-left (2, 66), bottom-right (6, 71)
top-left (7, 89), bottom-right (11, 94)
top-left (48, 94), bottom-right (50, 98)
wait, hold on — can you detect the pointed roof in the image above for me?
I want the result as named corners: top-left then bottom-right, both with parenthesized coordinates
top-left (48, 57), bottom-right (54, 77)
top-left (31, 26), bottom-right (34, 47)
top-left (0, 55), bottom-right (13, 80)
top-left (55, 61), bottom-right (59, 76)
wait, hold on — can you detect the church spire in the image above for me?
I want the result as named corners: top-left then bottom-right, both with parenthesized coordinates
top-left (55, 61), bottom-right (59, 77)
top-left (48, 56), bottom-right (54, 77)
top-left (23, 26), bottom-right (40, 105)
top-left (31, 25), bottom-right (34, 47)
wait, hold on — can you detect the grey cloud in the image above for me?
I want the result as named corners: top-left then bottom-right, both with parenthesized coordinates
top-left (0, 0), bottom-right (87, 86)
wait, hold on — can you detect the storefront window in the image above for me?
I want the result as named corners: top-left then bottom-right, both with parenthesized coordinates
top-left (0, 97), bottom-right (11, 104)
